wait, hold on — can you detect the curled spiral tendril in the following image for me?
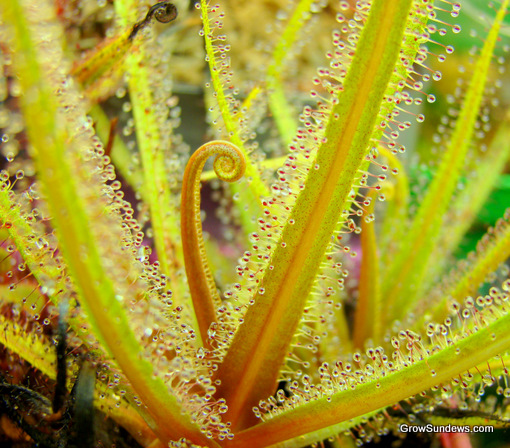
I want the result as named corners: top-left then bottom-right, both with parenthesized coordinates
top-left (149, 1), bottom-right (178, 23)
top-left (181, 141), bottom-right (246, 347)
top-left (213, 150), bottom-right (246, 183)
top-left (129, 2), bottom-right (178, 40)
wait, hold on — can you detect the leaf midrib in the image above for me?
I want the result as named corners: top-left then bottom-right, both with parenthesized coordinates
top-left (216, 0), bottom-right (412, 429)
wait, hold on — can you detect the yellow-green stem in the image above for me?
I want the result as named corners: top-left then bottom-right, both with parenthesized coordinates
top-left (267, 0), bottom-right (316, 144)
top-left (200, 0), bottom-right (268, 236)
top-left (114, 0), bottom-right (186, 306)
top-left (353, 191), bottom-right (380, 348)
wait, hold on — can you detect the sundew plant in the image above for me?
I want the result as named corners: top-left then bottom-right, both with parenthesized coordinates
top-left (1, 0), bottom-right (510, 447)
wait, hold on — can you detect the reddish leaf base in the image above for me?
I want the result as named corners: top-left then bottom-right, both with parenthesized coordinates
top-left (439, 432), bottom-right (472, 448)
